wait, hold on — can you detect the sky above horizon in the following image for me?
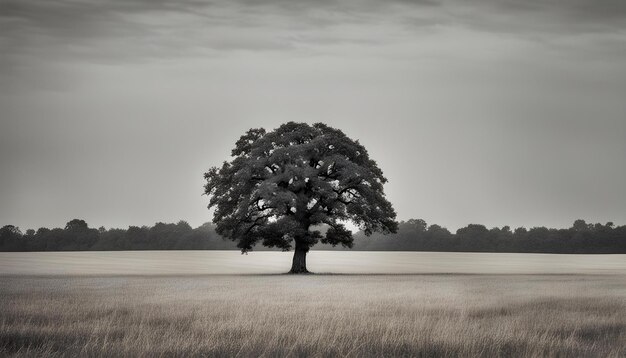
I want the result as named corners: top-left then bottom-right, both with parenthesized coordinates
top-left (2, 0), bottom-right (626, 232)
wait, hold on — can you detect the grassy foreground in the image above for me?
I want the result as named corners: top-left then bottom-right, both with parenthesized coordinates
top-left (1, 274), bottom-right (625, 357)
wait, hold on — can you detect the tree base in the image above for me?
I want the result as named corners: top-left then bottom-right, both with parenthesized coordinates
top-left (287, 268), bottom-right (313, 274)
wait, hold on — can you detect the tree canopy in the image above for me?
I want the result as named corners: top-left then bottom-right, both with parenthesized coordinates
top-left (204, 122), bottom-right (398, 272)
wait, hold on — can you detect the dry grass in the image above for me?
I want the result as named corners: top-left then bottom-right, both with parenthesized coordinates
top-left (1, 274), bottom-right (625, 357)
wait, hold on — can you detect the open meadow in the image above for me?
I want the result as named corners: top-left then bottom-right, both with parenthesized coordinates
top-left (1, 252), bottom-right (625, 357)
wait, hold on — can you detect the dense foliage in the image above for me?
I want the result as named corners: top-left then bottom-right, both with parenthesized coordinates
top-left (204, 122), bottom-right (398, 272)
top-left (353, 219), bottom-right (626, 254)
top-left (0, 220), bottom-right (236, 252)
top-left (1, 219), bottom-right (624, 253)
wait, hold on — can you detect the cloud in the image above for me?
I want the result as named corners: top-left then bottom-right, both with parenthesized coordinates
top-left (2, 1), bottom-right (625, 231)
top-left (439, 0), bottom-right (626, 36)
top-left (1, 0), bottom-right (625, 78)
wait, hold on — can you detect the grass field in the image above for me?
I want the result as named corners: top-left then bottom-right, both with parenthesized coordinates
top-left (2, 273), bottom-right (625, 357)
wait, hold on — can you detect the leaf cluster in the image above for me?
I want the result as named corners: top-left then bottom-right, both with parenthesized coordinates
top-left (204, 122), bottom-right (398, 252)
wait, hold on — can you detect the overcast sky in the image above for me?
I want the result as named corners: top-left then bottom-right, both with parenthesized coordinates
top-left (1, 0), bottom-right (626, 232)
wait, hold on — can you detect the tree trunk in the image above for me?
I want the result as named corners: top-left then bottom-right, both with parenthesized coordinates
top-left (289, 244), bottom-right (310, 274)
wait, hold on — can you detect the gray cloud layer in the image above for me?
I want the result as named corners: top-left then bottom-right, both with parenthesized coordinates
top-left (2, 0), bottom-right (626, 67)
top-left (1, 0), bottom-right (626, 231)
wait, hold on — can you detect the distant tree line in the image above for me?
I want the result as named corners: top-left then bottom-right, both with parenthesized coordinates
top-left (0, 219), bottom-right (237, 252)
top-left (1, 218), bottom-right (625, 253)
top-left (350, 219), bottom-right (626, 254)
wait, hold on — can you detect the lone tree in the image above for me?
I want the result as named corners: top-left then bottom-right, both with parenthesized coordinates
top-left (204, 122), bottom-right (398, 273)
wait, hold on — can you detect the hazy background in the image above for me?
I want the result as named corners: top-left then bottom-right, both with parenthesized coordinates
top-left (2, 0), bottom-right (626, 232)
